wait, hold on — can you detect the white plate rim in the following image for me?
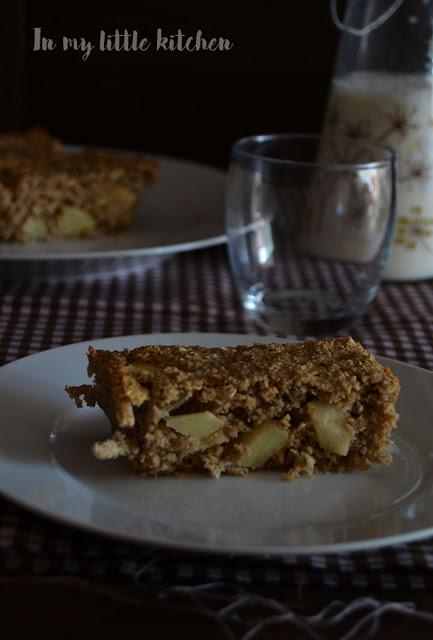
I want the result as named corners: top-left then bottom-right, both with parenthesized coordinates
top-left (0, 332), bottom-right (432, 556)
top-left (0, 232), bottom-right (227, 262)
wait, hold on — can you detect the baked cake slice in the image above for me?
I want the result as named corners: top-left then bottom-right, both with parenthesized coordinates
top-left (0, 129), bottom-right (158, 242)
top-left (66, 338), bottom-right (399, 479)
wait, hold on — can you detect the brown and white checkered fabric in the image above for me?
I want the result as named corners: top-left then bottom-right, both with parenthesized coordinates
top-left (1, 245), bottom-right (433, 589)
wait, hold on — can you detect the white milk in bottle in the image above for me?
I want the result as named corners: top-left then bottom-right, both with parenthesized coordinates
top-left (326, 0), bottom-right (433, 280)
top-left (326, 71), bottom-right (433, 280)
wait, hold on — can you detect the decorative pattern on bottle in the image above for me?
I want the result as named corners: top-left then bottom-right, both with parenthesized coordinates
top-left (325, 73), bottom-right (433, 266)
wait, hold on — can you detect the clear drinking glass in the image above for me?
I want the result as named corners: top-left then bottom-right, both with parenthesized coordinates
top-left (225, 134), bottom-right (396, 336)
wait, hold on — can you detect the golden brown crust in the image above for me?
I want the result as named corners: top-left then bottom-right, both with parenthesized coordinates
top-left (66, 338), bottom-right (400, 479)
top-left (0, 129), bottom-right (158, 242)
top-left (0, 128), bottom-right (61, 151)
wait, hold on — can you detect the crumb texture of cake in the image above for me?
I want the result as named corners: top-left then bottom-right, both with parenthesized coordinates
top-left (0, 128), bottom-right (158, 243)
top-left (66, 338), bottom-right (400, 480)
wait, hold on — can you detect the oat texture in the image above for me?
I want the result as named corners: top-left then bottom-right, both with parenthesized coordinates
top-left (66, 338), bottom-right (400, 480)
top-left (0, 128), bottom-right (158, 242)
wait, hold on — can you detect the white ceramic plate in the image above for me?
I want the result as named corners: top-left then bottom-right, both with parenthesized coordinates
top-left (0, 153), bottom-right (226, 279)
top-left (0, 332), bottom-right (432, 555)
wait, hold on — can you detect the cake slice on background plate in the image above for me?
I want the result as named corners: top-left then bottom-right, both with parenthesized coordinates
top-left (0, 128), bottom-right (158, 243)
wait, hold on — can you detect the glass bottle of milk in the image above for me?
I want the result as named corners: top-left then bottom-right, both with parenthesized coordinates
top-left (325, 0), bottom-right (433, 281)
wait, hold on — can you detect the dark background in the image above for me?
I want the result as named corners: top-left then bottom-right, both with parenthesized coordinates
top-left (0, 0), bottom-right (342, 167)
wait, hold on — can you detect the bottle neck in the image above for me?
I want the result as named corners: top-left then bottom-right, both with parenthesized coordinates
top-left (334, 0), bottom-right (433, 75)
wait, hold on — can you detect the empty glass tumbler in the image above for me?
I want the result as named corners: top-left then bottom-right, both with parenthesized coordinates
top-left (225, 134), bottom-right (396, 336)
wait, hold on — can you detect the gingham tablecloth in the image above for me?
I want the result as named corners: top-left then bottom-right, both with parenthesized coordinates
top-left (1, 245), bottom-right (433, 593)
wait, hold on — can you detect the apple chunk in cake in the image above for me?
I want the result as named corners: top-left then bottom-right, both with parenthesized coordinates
top-left (66, 338), bottom-right (399, 479)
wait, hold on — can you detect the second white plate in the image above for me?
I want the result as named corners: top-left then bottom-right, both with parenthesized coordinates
top-left (0, 154), bottom-right (226, 278)
top-left (0, 332), bottom-right (432, 555)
